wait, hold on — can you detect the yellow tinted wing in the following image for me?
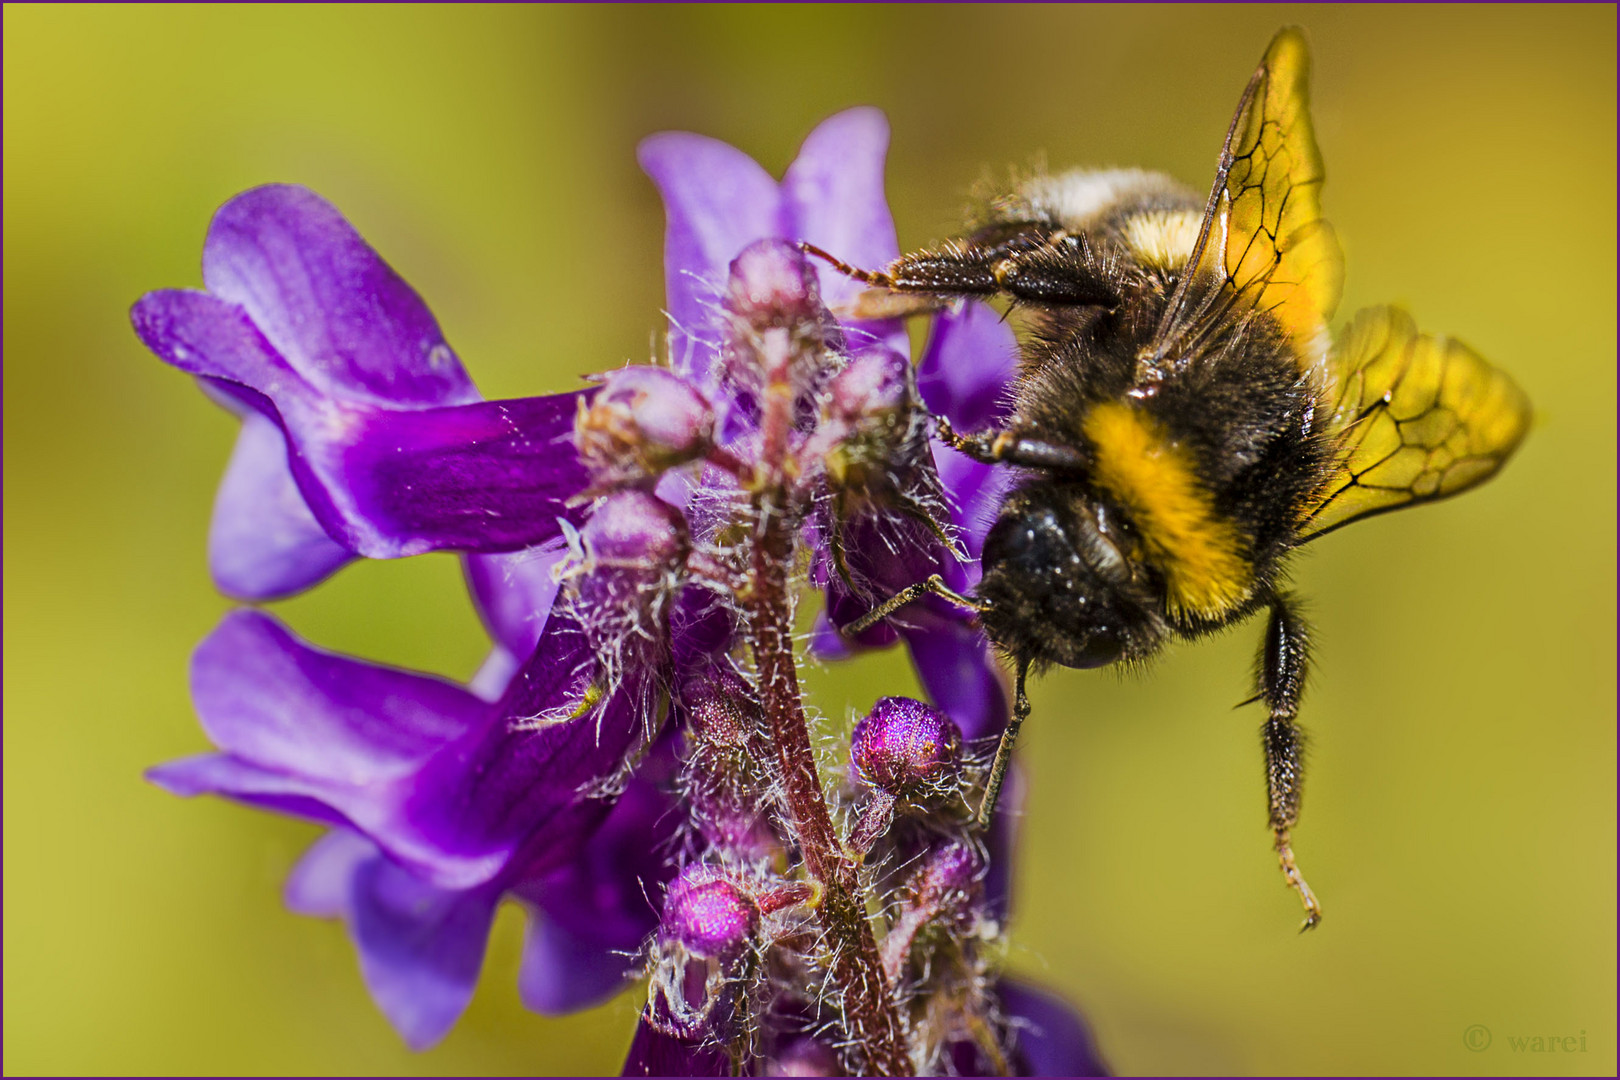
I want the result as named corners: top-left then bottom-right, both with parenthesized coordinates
top-left (1151, 27), bottom-right (1343, 367)
top-left (1299, 306), bottom-right (1531, 541)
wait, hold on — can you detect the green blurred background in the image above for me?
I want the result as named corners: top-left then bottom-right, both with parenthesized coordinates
top-left (5, 4), bottom-right (1614, 1075)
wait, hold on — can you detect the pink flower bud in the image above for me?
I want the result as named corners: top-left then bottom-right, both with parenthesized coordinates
top-left (661, 866), bottom-right (758, 961)
top-left (725, 239), bottom-right (823, 329)
top-left (851, 696), bottom-right (962, 793)
top-left (576, 366), bottom-right (714, 488)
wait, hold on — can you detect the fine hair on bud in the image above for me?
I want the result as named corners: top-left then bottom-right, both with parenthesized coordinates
top-left (575, 365), bottom-right (716, 492)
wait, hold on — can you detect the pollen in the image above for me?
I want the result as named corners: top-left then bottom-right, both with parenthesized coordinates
top-left (1082, 401), bottom-right (1253, 619)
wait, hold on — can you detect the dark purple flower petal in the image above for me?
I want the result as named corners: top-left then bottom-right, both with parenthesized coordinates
top-left (1000, 978), bottom-right (1110, 1077)
top-left (201, 185), bottom-right (478, 409)
top-left (348, 851), bottom-right (502, 1051)
top-left (405, 612), bottom-right (660, 888)
top-left (133, 289), bottom-right (590, 557)
top-left (149, 609), bottom-right (654, 890)
top-left (638, 132), bottom-right (782, 381)
top-left (514, 771), bottom-right (676, 1014)
top-left (902, 620), bottom-right (1008, 743)
top-left (621, 1017), bottom-right (732, 1077)
top-left (916, 300), bottom-right (1019, 433)
top-left (209, 414), bottom-right (353, 598)
top-left (327, 393), bottom-right (589, 555)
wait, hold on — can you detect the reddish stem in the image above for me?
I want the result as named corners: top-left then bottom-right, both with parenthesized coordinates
top-left (743, 332), bottom-right (910, 1077)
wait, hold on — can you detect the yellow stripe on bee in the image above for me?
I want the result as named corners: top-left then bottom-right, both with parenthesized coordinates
top-left (1082, 401), bottom-right (1253, 620)
top-left (1122, 210), bottom-right (1203, 270)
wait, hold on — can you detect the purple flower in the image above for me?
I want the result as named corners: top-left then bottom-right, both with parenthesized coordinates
top-left (643, 109), bottom-right (1021, 744)
top-left (149, 601), bottom-right (680, 1048)
top-left (131, 184), bottom-right (590, 598)
top-left (137, 104), bottom-right (1112, 1074)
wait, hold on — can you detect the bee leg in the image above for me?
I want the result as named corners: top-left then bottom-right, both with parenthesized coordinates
top-left (933, 415), bottom-right (1089, 472)
top-left (842, 574), bottom-right (984, 637)
top-left (1257, 592), bottom-right (1323, 931)
top-left (801, 240), bottom-right (1003, 296)
top-left (977, 656), bottom-right (1030, 827)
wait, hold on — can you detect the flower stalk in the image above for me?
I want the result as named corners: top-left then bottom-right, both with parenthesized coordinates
top-left (744, 316), bottom-right (911, 1077)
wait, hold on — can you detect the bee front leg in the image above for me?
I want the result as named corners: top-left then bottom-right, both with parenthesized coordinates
top-left (1258, 592), bottom-right (1323, 931)
top-left (933, 415), bottom-right (1089, 473)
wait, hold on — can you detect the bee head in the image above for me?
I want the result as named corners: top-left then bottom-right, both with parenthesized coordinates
top-left (977, 484), bottom-right (1158, 670)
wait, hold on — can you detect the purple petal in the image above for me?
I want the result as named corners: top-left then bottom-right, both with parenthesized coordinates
top-left (782, 107), bottom-right (909, 355)
top-left (160, 611), bottom-right (645, 889)
top-left (405, 613), bottom-right (660, 888)
top-left (516, 912), bottom-right (636, 1016)
top-left (807, 609), bottom-right (854, 661)
top-left (917, 301), bottom-right (1019, 432)
top-left (326, 393), bottom-right (589, 556)
top-left (638, 132), bottom-right (782, 380)
top-left (146, 753), bottom-right (353, 829)
top-left (902, 620), bottom-right (1007, 743)
top-left (1000, 979), bottom-right (1110, 1077)
top-left (982, 763), bottom-right (1024, 922)
top-left (132, 288), bottom-right (313, 413)
top-left (349, 852), bottom-right (502, 1051)
top-left (464, 548), bottom-right (569, 659)
top-left (209, 413), bottom-right (352, 599)
top-left (286, 830), bottom-right (373, 917)
top-left (621, 1018), bottom-right (732, 1077)
top-left (935, 437), bottom-right (1011, 564)
top-left (467, 645), bottom-right (522, 704)
top-left (201, 184), bottom-right (478, 408)
top-left (513, 772), bottom-right (675, 1014)
top-left (189, 610), bottom-right (482, 780)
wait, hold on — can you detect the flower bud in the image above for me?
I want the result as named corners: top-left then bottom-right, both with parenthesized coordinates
top-left (684, 667), bottom-right (757, 750)
top-left (726, 239), bottom-right (823, 330)
top-left (912, 839), bottom-right (982, 907)
top-left (578, 489), bottom-right (688, 572)
top-left (720, 241), bottom-right (842, 422)
top-left (661, 866), bottom-right (758, 961)
top-left (576, 366), bottom-right (715, 489)
top-left (570, 491), bottom-right (688, 663)
top-left (821, 347), bottom-right (914, 491)
top-left (851, 696), bottom-right (962, 793)
top-left (825, 347), bottom-right (909, 425)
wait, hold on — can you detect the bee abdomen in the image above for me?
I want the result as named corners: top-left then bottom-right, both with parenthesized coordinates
top-left (1082, 400), bottom-right (1255, 621)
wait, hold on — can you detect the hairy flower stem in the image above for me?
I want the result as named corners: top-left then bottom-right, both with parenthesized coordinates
top-left (747, 509), bottom-right (910, 1077)
top-left (744, 349), bottom-right (910, 1075)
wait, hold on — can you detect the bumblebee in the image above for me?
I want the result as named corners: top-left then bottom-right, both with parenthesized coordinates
top-left (816, 27), bottom-right (1531, 929)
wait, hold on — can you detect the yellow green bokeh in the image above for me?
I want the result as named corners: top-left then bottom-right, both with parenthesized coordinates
top-left (5, 5), bottom-right (1613, 1075)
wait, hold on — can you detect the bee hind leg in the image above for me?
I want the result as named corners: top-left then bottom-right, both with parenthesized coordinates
top-left (1258, 592), bottom-right (1324, 931)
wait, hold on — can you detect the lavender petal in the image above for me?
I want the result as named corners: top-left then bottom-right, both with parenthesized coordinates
top-left (916, 300), bottom-right (1019, 433)
top-left (201, 184), bottom-right (479, 408)
top-left (1001, 978), bottom-right (1111, 1077)
top-left (638, 133), bottom-right (782, 381)
top-left (349, 852), bottom-right (502, 1051)
top-left (209, 413), bottom-right (352, 598)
